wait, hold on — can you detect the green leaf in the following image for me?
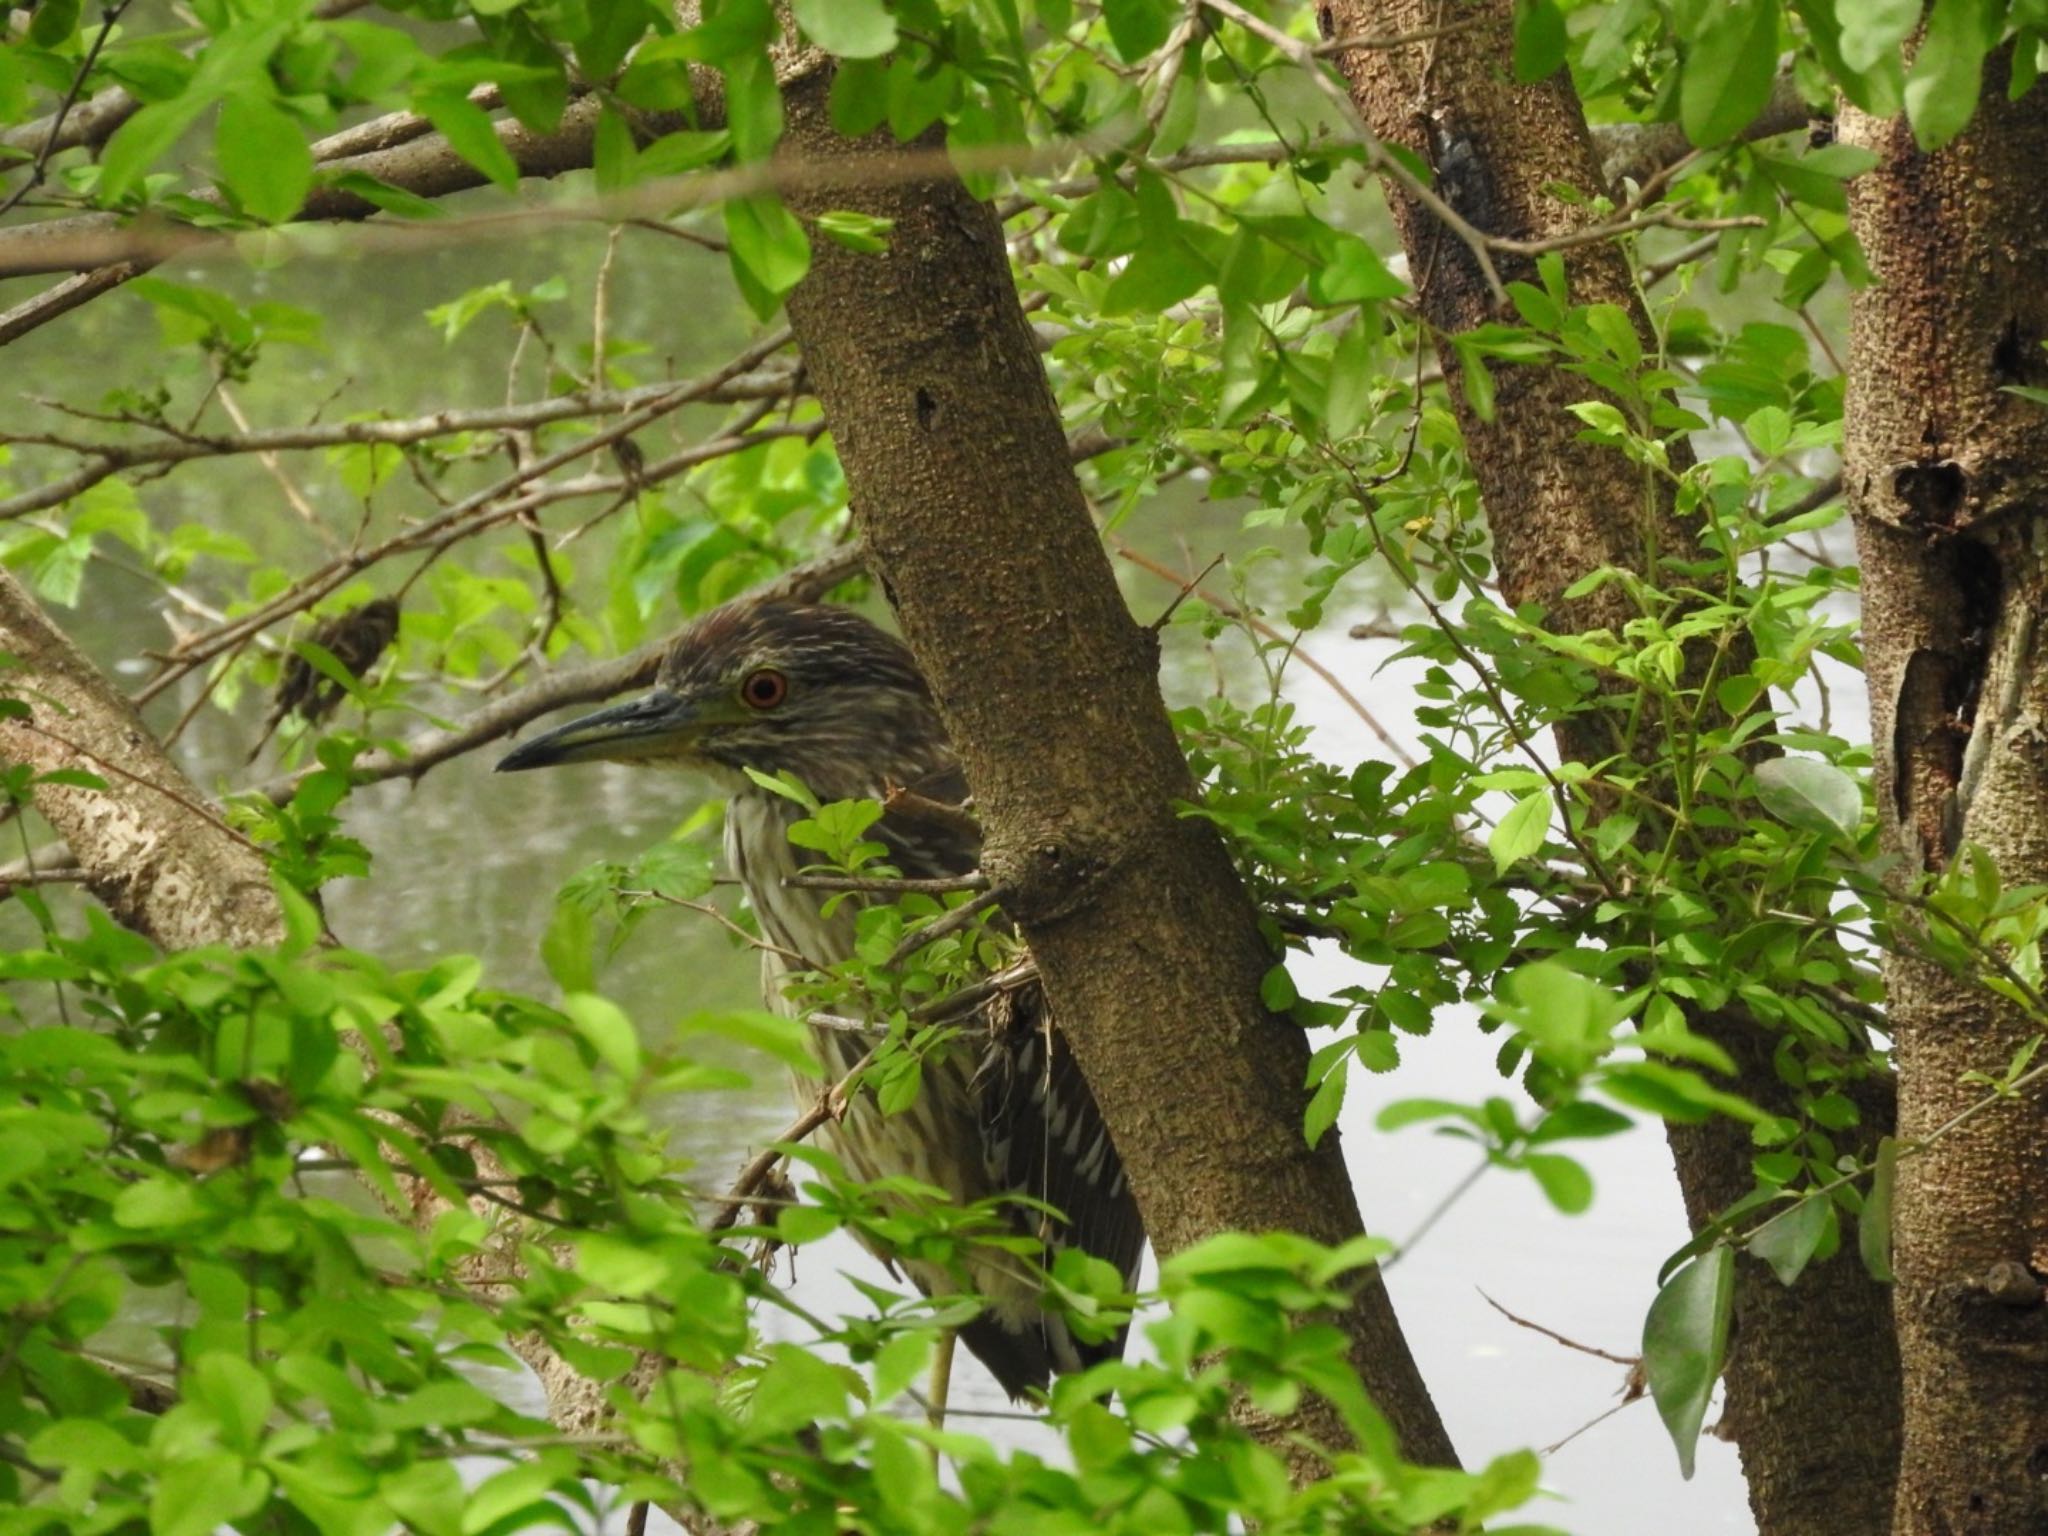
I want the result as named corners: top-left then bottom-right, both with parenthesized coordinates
top-left (1745, 1191), bottom-right (1830, 1285)
top-left (113, 1175), bottom-right (202, 1230)
top-left (28, 0), bottom-right (80, 48)
top-left (100, 95), bottom-right (211, 203)
top-left (322, 169), bottom-right (446, 220)
top-left (418, 93), bottom-right (519, 191)
top-left (1681, 0), bottom-right (1780, 147)
top-left (1905, 0), bottom-right (1999, 150)
top-left (1754, 756), bottom-right (1861, 839)
top-left (1304, 1058), bottom-right (1345, 1149)
top-left (1838, 0), bottom-right (1923, 74)
top-left (1324, 321), bottom-right (1376, 438)
top-left (872, 1330), bottom-right (932, 1403)
top-left (152, 1454), bottom-right (269, 1536)
top-left (186, 1354), bottom-right (272, 1452)
top-left (1859, 1136), bottom-right (1897, 1283)
top-left (592, 104), bottom-right (637, 193)
top-left (577, 1231), bottom-right (671, 1296)
top-left (1102, 0), bottom-right (1176, 62)
top-left (747, 1345), bottom-right (852, 1435)
top-left (1523, 1151), bottom-right (1593, 1212)
top-left (541, 896), bottom-right (597, 993)
top-left (217, 92), bottom-right (312, 222)
top-left (1642, 1246), bottom-right (1735, 1478)
top-left (679, 1009), bottom-right (823, 1078)
top-left (1511, 0), bottom-right (1567, 81)
top-left (724, 193), bottom-right (812, 319)
top-left (790, 0), bottom-right (898, 57)
top-left (1489, 789), bottom-right (1551, 874)
top-left (562, 992), bottom-right (641, 1078)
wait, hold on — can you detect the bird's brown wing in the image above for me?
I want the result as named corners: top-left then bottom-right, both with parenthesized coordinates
top-left (973, 977), bottom-right (1145, 1378)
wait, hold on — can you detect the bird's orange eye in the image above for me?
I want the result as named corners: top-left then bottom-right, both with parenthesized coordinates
top-left (740, 668), bottom-right (788, 709)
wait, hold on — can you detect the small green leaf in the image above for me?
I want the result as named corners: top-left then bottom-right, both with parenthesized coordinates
top-left (1746, 1191), bottom-right (1830, 1285)
top-left (1642, 1246), bottom-right (1735, 1478)
top-left (1523, 1151), bottom-right (1593, 1212)
top-left (577, 1231), bottom-right (670, 1296)
top-left (1102, 0), bottom-right (1176, 62)
top-left (562, 992), bottom-right (641, 1078)
top-left (1304, 1058), bottom-right (1345, 1149)
top-left (217, 92), bottom-right (312, 222)
top-left (1489, 789), bottom-right (1551, 874)
top-left (1859, 1136), bottom-right (1897, 1283)
top-left (1837, 0), bottom-right (1921, 73)
top-left (725, 193), bottom-right (812, 319)
top-left (790, 0), bottom-right (898, 58)
top-left (418, 93), bottom-right (519, 190)
top-left (100, 95), bottom-right (210, 203)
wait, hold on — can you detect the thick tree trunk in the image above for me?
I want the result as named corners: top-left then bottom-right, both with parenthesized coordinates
top-left (773, 74), bottom-right (1456, 1474)
top-left (1842, 49), bottom-right (2048, 1536)
top-left (1323, 5), bottom-right (1901, 1531)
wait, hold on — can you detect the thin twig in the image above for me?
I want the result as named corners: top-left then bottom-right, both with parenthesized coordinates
top-left (1477, 1289), bottom-right (1638, 1367)
top-left (0, 0), bottom-right (135, 219)
top-left (783, 873), bottom-right (989, 896)
top-left (708, 1044), bottom-right (878, 1233)
top-left (882, 885), bottom-right (1006, 970)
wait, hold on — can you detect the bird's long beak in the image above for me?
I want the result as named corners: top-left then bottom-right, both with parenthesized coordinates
top-left (495, 690), bottom-right (705, 771)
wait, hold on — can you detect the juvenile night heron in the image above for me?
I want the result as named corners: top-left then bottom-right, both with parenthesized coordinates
top-left (496, 598), bottom-right (1144, 1399)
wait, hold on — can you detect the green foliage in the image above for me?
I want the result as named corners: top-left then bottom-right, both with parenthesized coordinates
top-left (7, 0), bottom-right (2048, 1527)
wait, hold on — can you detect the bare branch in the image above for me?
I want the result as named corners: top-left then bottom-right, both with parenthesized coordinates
top-left (0, 365), bottom-right (800, 522)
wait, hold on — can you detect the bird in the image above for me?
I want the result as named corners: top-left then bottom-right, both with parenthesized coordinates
top-left (495, 596), bottom-right (1144, 1401)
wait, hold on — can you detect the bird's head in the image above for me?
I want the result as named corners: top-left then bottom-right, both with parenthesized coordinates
top-left (495, 599), bottom-right (949, 799)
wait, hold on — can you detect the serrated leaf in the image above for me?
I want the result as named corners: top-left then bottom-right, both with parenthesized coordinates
top-left (1489, 788), bottom-right (1551, 873)
top-left (1642, 1246), bottom-right (1734, 1478)
top-left (1303, 1058), bottom-right (1345, 1149)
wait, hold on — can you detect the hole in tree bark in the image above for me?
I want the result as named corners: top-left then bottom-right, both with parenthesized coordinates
top-left (1893, 460), bottom-right (1967, 527)
top-left (1315, 5), bottom-right (1334, 38)
top-left (914, 388), bottom-right (938, 430)
top-left (1993, 319), bottom-right (2028, 382)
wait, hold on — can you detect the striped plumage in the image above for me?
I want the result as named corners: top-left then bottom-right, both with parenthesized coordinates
top-left (497, 598), bottom-right (1144, 1396)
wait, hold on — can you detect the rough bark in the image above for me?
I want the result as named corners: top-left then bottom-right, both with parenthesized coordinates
top-left (1842, 49), bottom-right (2048, 1536)
top-left (0, 569), bottom-right (283, 949)
top-left (1322, 4), bottom-right (1901, 1531)
top-left (773, 74), bottom-right (1456, 1475)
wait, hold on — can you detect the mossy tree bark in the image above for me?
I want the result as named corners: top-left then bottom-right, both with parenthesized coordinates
top-left (773, 73), bottom-right (1456, 1475)
top-left (1842, 47), bottom-right (2048, 1536)
top-left (1322, 4), bottom-right (1900, 1531)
